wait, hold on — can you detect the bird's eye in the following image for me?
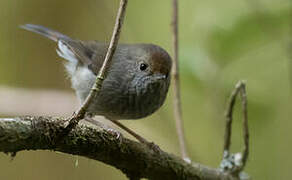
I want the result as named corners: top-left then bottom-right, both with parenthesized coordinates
top-left (139, 63), bottom-right (148, 71)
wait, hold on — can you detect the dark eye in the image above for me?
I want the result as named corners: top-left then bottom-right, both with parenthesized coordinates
top-left (139, 63), bottom-right (148, 71)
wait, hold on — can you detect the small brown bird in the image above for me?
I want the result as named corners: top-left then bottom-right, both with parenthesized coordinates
top-left (21, 24), bottom-right (172, 120)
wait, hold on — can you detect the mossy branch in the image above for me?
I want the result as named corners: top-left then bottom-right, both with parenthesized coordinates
top-left (0, 116), bottom-right (240, 180)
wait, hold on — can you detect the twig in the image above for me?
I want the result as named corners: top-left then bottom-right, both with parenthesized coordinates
top-left (221, 81), bottom-right (249, 175)
top-left (171, 0), bottom-right (189, 160)
top-left (0, 116), bottom-right (240, 180)
top-left (64, 0), bottom-right (152, 146)
top-left (65, 0), bottom-right (128, 131)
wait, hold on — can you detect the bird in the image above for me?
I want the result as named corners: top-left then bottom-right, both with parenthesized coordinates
top-left (20, 24), bottom-right (172, 121)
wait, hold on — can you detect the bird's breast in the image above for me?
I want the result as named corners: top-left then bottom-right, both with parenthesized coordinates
top-left (72, 66), bottom-right (168, 120)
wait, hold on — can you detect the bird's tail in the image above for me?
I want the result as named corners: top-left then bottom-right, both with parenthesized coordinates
top-left (20, 24), bottom-right (70, 42)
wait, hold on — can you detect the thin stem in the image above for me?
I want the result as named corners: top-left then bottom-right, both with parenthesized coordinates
top-left (171, 0), bottom-right (189, 160)
top-left (288, 6), bottom-right (292, 92)
top-left (223, 82), bottom-right (241, 151)
top-left (239, 83), bottom-right (249, 172)
top-left (65, 0), bottom-right (128, 131)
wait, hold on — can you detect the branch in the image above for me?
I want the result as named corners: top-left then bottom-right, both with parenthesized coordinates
top-left (171, 0), bottom-right (189, 160)
top-left (0, 116), bottom-right (238, 180)
top-left (221, 81), bottom-right (249, 177)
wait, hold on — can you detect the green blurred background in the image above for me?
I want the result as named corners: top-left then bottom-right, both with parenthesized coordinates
top-left (0, 0), bottom-right (291, 179)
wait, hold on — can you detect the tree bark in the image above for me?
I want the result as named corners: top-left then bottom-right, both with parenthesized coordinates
top-left (0, 116), bottom-right (239, 180)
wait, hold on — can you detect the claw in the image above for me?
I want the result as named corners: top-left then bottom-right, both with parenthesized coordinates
top-left (146, 142), bottom-right (161, 153)
top-left (106, 128), bottom-right (123, 142)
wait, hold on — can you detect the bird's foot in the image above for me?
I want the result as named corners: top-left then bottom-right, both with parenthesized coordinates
top-left (105, 128), bottom-right (123, 142)
top-left (143, 141), bottom-right (161, 154)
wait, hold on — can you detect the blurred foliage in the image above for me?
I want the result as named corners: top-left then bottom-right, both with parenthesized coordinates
top-left (0, 0), bottom-right (291, 179)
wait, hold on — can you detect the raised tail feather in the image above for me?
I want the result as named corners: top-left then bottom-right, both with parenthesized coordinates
top-left (20, 24), bottom-right (70, 42)
top-left (20, 24), bottom-right (93, 65)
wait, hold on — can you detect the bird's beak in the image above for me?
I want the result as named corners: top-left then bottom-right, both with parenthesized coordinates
top-left (153, 74), bottom-right (167, 80)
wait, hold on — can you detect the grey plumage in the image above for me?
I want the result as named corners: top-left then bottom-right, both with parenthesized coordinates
top-left (21, 24), bottom-right (172, 120)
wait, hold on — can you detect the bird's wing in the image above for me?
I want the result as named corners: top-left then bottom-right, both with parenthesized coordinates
top-left (61, 40), bottom-right (109, 75)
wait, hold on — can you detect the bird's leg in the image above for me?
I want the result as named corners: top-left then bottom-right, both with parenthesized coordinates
top-left (107, 119), bottom-right (147, 143)
top-left (107, 119), bottom-right (161, 152)
top-left (84, 117), bottom-right (160, 152)
top-left (84, 117), bottom-right (122, 140)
